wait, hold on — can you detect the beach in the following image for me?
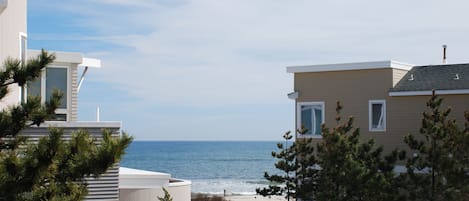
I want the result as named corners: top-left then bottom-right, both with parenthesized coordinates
top-left (191, 194), bottom-right (286, 201)
top-left (225, 195), bottom-right (286, 201)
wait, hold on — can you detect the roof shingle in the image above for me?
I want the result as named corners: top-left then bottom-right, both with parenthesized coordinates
top-left (390, 63), bottom-right (469, 92)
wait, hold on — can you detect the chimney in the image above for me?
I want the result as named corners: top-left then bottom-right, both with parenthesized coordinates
top-left (442, 45), bottom-right (447, 64)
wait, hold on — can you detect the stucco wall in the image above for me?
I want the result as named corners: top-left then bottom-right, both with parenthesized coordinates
top-left (0, 0), bottom-right (26, 109)
top-left (120, 180), bottom-right (191, 201)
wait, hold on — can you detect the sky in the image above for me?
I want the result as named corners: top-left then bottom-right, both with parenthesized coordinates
top-left (27, 0), bottom-right (469, 141)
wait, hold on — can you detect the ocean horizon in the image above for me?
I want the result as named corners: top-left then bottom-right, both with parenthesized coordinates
top-left (120, 141), bottom-right (283, 195)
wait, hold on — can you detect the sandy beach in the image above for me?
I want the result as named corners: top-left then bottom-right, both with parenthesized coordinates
top-left (225, 195), bottom-right (286, 201)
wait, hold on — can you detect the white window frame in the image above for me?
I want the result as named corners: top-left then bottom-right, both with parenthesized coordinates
top-left (19, 32), bottom-right (27, 64)
top-left (297, 101), bottom-right (325, 138)
top-left (26, 65), bottom-right (70, 121)
top-left (19, 32), bottom-right (28, 102)
top-left (369, 100), bottom-right (386, 132)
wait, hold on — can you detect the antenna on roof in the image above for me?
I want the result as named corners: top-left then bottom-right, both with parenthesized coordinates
top-left (442, 44), bottom-right (447, 64)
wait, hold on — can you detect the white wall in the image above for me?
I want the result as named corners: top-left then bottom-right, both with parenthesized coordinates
top-left (0, 0), bottom-right (27, 108)
top-left (120, 180), bottom-right (191, 201)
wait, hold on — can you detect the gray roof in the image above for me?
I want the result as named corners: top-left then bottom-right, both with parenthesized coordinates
top-left (390, 63), bottom-right (469, 92)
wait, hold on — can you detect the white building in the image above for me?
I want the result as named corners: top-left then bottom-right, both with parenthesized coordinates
top-left (0, 1), bottom-right (190, 200)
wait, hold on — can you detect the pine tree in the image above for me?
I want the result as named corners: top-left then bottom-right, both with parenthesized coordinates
top-left (403, 91), bottom-right (469, 201)
top-left (257, 129), bottom-right (317, 201)
top-left (257, 131), bottom-right (297, 201)
top-left (315, 101), bottom-right (404, 201)
top-left (0, 50), bottom-right (133, 200)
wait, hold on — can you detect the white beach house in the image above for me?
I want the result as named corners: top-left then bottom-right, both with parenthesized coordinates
top-left (0, 0), bottom-right (190, 200)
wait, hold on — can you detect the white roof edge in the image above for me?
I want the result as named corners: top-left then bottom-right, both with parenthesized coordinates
top-left (119, 167), bottom-right (170, 177)
top-left (32, 121), bottom-right (122, 128)
top-left (389, 89), bottom-right (469, 96)
top-left (287, 60), bottom-right (414, 73)
top-left (79, 57), bottom-right (101, 68)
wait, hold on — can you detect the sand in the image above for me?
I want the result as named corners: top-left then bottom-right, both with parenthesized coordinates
top-left (224, 195), bottom-right (286, 201)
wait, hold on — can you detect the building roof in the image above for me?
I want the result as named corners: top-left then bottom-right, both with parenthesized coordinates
top-left (287, 60), bottom-right (413, 73)
top-left (389, 63), bottom-right (469, 96)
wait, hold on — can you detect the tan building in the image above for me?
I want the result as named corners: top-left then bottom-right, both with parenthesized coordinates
top-left (287, 60), bottom-right (469, 153)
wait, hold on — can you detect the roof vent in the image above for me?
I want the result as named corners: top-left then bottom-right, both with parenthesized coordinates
top-left (454, 73), bottom-right (460, 80)
top-left (408, 74), bottom-right (414, 81)
top-left (0, 0), bottom-right (8, 14)
top-left (442, 44), bottom-right (447, 64)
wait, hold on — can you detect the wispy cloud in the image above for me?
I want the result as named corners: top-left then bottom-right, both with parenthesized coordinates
top-left (28, 0), bottom-right (469, 139)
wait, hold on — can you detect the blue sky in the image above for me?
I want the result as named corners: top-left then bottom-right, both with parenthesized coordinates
top-left (27, 0), bottom-right (469, 140)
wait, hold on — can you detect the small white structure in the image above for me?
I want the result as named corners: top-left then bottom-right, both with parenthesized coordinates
top-left (119, 167), bottom-right (191, 201)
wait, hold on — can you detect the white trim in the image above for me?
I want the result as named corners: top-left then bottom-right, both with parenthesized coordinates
top-left (287, 60), bottom-right (413, 73)
top-left (19, 32), bottom-right (27, 63)
top-left (297, 101), bottom-right (325, 138)
top-left (18, 33), bottom-right (28, 102)
top-left (79, 58), bottom-right (101, 68)
top-left (389, 89), bottom-right (469, 96)
top-left (369, 100), bottom-right (386, 132)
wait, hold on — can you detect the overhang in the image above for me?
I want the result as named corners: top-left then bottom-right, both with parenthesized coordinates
top-left (287, 60), bottom-right (413, 73)
top-left (79, 57), bottom-right (101, 68)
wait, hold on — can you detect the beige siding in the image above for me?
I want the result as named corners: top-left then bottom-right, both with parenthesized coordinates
top-left (392, 68), bottom-right (408, 87)
top-left (70, 64), bottom-right (78, 121)
top-left (21, 123), bottom-right (122, 201)
top-left (294, 68), bottom-right (469, 154)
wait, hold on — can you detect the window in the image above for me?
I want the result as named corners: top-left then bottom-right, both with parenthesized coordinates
top-left (369, 100), bottom-right (386, 131)
top-left (19, 33), bottom-right (27, 64)
top-left (46, 68), bottom-right (68, 109)
top-left (27, 66), bottom-right (69, 121)
top-left (297, 102), bottom-right (325, 137)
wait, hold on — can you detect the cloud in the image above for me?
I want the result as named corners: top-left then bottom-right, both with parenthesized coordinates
top-left (28, 0), bottom-right (469, 139)
top-left (71, 0), bottom-right (469, 108)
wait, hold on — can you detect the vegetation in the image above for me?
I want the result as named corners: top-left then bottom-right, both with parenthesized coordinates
top-left (157, 188), bottom-right (173, 201)
top-left (256, 130), bottom-right (316, 201)
top-left (259, 94), bottom-right (468, 201)
top-left (402, 92), bottom-right (469, 201)
top-left (0, 50), bottom-right (133, 200)
top-left (191, 194), bottom-right (226, 201)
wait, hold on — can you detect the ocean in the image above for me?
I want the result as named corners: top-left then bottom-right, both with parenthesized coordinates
top-left (120, 141), bottom-right (282, 195)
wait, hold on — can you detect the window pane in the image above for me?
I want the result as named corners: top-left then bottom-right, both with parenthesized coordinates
top-left (46, 68), bottom-right (67, 109)
top-left (300, 104), bottom-right (323, 135)
top-left (301, 106), bottom-right (313, 135)
top-left (27, 78), bottom-right (41, 98)
top-left (372, 103), bottom-right (383, 129)
top-left (314, 108), bottom-right (322, 135)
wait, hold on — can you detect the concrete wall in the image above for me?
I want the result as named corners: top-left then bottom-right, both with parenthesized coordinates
top-left (0, 0), bottom-right (26, 62)
top-left (21, 122), bottom-right (122, 201)
top-left (120, 180), bottom-right (192, 201)
top-left (0, 0), bottom-right (26, 109)
top-left (294, 68), bottom-right (469, 153)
